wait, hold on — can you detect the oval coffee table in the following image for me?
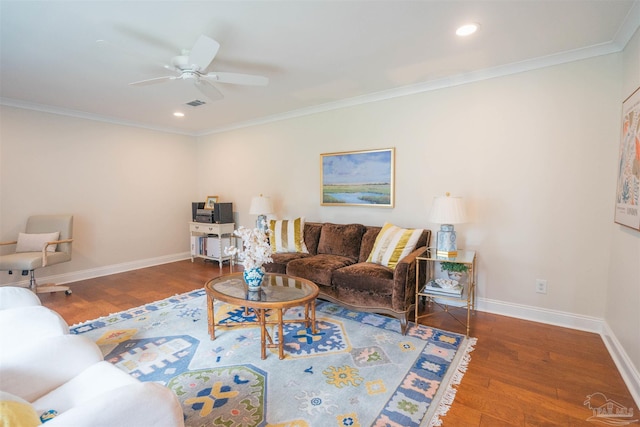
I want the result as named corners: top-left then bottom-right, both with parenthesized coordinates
top-left (205, 272), bottom-right (319, 359)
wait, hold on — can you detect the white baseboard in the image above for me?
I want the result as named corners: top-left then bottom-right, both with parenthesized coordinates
top-left (0, 252), bottom-right (191, 288)
top-left (601, 322), bottom-right (640, 408)
top-left (478, 297), bottom-right (640, 408)
top-left (477, 297), bottom-right (604, 333)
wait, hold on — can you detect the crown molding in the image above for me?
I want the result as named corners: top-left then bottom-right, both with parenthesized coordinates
top-left (613, 0), bottom-right (640, 50)
top-left (3, 19), bottom-right (637, 139)
top-left (199, 38), bottom-right (631, 136)
top-left (0, 98), bottom-right (194, 136)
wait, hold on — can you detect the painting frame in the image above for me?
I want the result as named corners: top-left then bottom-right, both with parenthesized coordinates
top-left (320, 148), bottom-right (395, 207)
top-left (614, 86), bottom-right (640, 231)
top-left (204, 195), bottom-right (218, 210)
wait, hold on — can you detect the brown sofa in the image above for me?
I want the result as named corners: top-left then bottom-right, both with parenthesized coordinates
top-left (264, 222), bottom-right (431, 334)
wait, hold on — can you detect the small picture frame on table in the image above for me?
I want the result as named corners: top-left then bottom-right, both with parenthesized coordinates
top-left (205, 196), bottom-right (218, 210)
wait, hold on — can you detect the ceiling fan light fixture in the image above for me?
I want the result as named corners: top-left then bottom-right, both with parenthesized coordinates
top-left (128, 35), bottom-right (267, 103)
top-left (456, 23), bottom-right (479, 37)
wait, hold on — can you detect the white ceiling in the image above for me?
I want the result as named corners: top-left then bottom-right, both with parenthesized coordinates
top-left (1, 1), bottom-right (638, 136)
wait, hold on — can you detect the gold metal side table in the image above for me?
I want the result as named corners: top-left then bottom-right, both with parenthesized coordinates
top-left (414, 248), bottom-right (477, 336)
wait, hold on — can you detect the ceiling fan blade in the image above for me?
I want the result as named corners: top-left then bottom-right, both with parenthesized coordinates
top-left (205, 71), bottom-right (269, 86)
top-left (129, 76), bottom-right (174, 86)
top-left (194, 79), bottom-right (224, 101)
top-left (188, 35), bottom-right (220, 71)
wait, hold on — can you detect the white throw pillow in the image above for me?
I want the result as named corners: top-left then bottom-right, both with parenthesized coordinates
top-left (15, 232), bottom-right (60, 253)
top-left (269, 218), bottom-right (308, 254)
top-left (367, 223), bottom-right (423, 269)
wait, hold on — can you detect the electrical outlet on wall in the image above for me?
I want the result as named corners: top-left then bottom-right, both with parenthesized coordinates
top-left (536, 279), bottom-right (548, 294)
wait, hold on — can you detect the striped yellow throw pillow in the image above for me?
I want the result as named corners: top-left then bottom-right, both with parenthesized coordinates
top-left (367, 222), bottom-right (423, 269)
top-left (269, 218), bottom-right (309, 253)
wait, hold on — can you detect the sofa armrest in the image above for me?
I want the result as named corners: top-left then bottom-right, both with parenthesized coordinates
top-left (44, 382), bottom-right (185, 427)
top-left (391, 245), bottom-right (427, 312)
top-left (0, 306), bottom-right (69, 346)
top-left (0, 286), bottom-right (42, 310)
top-left (42, 238), bottom-right (73, 267)
top-left (0, 334), bottom-right (103, 402)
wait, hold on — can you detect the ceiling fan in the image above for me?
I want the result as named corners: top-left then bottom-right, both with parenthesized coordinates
top-left (129, 35), bottom-right (268, 101)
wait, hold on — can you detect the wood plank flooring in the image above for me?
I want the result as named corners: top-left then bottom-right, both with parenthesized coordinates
top-left (38, 259), bottom-right (638, 426)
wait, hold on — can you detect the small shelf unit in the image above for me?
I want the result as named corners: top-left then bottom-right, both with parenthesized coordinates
top-left (189, 222), bottom-right (235, 269)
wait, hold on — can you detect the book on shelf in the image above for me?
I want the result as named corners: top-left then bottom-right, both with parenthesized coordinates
top-left (422, 280), bottom-right (463, 296)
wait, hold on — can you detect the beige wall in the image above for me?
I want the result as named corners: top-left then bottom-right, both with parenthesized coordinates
top-left (197, 53), bottom-right (622, 321)
top-left (0, 108), bottom-right (198, 282)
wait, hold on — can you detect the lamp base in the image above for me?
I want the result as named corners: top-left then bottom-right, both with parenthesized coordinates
top-left (256, 215), bottom-right (268, 232)
top-left (436, 224), bottom-right (458, 258)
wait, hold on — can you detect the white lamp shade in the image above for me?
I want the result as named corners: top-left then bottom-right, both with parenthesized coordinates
top-left (428, 194), bottom-right (467, 224)
top-left (249, 195), bottom-right (273, 215)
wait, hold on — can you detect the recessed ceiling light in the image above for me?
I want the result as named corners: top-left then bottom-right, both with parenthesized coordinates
top-left (456, 23), bottom-right (479, 37)
top-left (173, 112), bottom-right (185, 117)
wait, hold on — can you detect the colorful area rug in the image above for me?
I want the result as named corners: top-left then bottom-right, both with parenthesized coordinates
top-left (71, 289), bottom-right (476, 427)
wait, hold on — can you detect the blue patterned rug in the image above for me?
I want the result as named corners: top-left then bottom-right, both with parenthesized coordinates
top-left (71, 289), bottom-right (476, 427)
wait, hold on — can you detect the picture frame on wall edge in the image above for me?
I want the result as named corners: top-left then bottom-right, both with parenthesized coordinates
top-left (614, 86), bottom-right (640, 231)
top-left (205, 196), bottom-right (219, 210)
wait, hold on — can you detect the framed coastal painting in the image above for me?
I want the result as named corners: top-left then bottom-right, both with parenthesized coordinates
top-left (320, 148), bottom-right (395, 207)
top-left (614, 87), bottom-right (640, 231)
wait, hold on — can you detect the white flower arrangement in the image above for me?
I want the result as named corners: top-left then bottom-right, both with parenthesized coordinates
top-left (224, 226), bottom-right (273, 271)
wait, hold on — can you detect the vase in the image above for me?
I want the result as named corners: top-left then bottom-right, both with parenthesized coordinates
top-left (247, 290), bottom-right (262, 301)
top-left (447, 270), bottom-right (465, 284)
top-left (243, 267), bottom-right (265, 291)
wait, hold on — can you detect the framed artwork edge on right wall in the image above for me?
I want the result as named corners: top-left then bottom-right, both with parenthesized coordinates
top-left (614, 86), bottom-right (640, 231)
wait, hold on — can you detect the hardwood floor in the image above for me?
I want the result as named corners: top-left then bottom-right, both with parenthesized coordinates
top-left (39, 259), bottom-right (638, 426)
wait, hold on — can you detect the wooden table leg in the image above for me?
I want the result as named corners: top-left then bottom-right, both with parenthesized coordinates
top-left (278, 308), bottom-right (284, 359)
top-left (304, 303), bottom-right (310, 329)
top-left (259, 308), bottom-right (267, 360)
top-left (207, 294), bottom-right (215, 340)
top-left (311, 300), bottom-right (317, 334)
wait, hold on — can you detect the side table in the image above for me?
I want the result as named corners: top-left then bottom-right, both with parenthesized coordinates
top-left (414, 248), bottom-right (477, 336)
top-left (205, 272), bottom-right (319, 359)
top-left (189, 222), bottom-right (235, 269)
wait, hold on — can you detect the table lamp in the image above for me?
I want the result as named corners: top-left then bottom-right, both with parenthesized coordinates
top-left (249, 194), bottom-right (273, 232)
top-left (428, 192), bottom-right (467, 257)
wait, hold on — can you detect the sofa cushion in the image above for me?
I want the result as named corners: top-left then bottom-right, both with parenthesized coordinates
top-left (367, 223), bottom-right (423, 269)
top-left (303, 223), bottom-right (323, 255)
top-left (317, 223), bottom-right (365, 260)
top-left (31, 361), bottom-right (139, 414)
top-left (332, 262), bottom-right (394, 295)
top-left (264, 252), bottom-right (311, 274)
top-left (269, 218), bottom-right (308, 254)
top-left (286, 254), bottom-right (356, 287)
top-left (358, 226), bottom-right (382, 262)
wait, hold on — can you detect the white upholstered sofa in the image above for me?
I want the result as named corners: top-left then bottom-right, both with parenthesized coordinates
top-left (0, 286), bottom-right (185, 427)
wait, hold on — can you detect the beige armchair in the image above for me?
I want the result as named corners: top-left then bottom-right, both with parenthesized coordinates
top-left (0, 215), bottom-right (73, 295)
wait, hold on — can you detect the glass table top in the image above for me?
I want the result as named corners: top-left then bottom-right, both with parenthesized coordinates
top-left (205, 272), bottom-right (318, 305)
top-left (417, 247), bottom-right (476, 264)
